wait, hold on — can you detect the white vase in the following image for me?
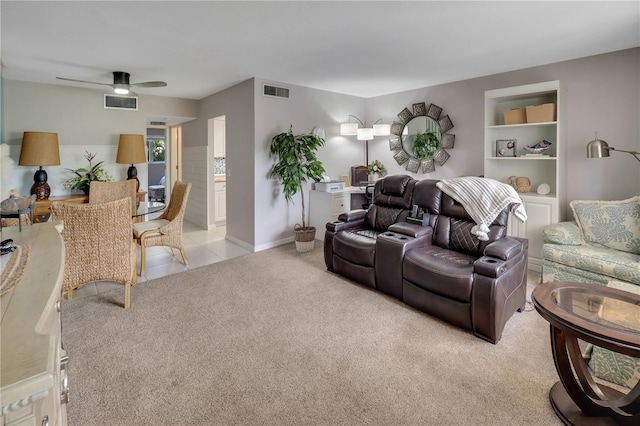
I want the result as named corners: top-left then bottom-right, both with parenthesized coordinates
top-left (369, 172), bottom-right (381, 181)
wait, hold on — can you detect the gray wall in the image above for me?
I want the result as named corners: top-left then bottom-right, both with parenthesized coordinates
top-left (2, 48), bottom-right (638, 251)
top-left (367, 48), bottom-right (639, 218)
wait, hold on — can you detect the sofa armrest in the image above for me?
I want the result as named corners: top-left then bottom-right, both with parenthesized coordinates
top-left (388, 222), bottom-right (432, 238)
top-left (484, 237), bottom-right (523, 261)
top-left (474, 238), bottom-right (525, 278)
top-left (339, 209), bottom-right (367, 223)
top-left (542, 221), bottom-right (583, 245)
top-left (325, 209), bottom-right (366, 233)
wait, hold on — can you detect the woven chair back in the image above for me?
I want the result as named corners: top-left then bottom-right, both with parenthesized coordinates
top-left (51, 197), bottom-right (133, 294)
top-left (162, 181), bottom-right (191, 222)
top-left (90, 180), bottom-right (137, 214)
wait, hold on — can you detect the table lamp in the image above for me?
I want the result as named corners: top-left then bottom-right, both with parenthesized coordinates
top-left (116, 134), bottom-right (146, 191)
top-left (18, 131), bottom-right (61, 200)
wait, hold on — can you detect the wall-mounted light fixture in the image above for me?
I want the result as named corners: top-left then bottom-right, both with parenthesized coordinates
top-left (340, 115), bottom-right (390, 166)
top-left (586, 132), bottom-right (639, 162)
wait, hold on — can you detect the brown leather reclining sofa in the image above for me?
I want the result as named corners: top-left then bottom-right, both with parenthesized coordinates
top-left (324, 174), bottom-right (528, 343)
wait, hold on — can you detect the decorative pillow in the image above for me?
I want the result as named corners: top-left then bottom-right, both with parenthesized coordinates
top-left (542, 221), bottom-right (583, 245)
top-left (570, 197), bottom-right (640, 254)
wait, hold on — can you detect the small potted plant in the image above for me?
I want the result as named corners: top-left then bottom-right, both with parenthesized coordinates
top-left (368, 160), bottom-right (386, 181)
top-left (413, 130), bottom-right (440, 159)
top-left (269, 126), bottom-right (325, 252)
top-left (63, 151), bottom-right (114, 195)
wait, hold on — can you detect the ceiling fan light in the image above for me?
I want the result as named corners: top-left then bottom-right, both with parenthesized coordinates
top-left (114, 85), bottom-right (129, 95)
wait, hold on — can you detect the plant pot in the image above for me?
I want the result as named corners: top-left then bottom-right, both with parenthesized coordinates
top-left (294, 225), bottom-right (316, 252)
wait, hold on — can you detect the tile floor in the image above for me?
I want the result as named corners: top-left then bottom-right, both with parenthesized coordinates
top-left (69, 222), bottom-right (251, 300)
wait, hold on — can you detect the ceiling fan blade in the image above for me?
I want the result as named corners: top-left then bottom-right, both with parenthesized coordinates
top-left (56, 76), bottom-right (112, 86)
top-left (130, 81), bottom-right (167, 88)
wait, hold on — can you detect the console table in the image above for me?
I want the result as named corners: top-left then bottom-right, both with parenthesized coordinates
top-left (34, 191), bottom-right (147, 223)
top-left (1, 222), bottom-right (68, 425)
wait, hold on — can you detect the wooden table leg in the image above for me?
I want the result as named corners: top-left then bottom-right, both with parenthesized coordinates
top-left (549, 325), bottom-right (640, 425)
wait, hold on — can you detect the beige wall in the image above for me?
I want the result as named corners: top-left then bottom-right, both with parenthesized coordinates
top-left (2, 80), bottom-right (198, 197)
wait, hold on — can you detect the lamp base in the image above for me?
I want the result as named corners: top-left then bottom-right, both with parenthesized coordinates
top-left (127, 164), bottom-right (140, 192)
top-left (31, 182), bottom-right (51, 201)
top-left (31, 168), bottom-right (51, 200)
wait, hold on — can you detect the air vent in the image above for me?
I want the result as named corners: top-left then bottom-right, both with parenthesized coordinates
top-left (149, 121), bottom-right (166, 126)
top-left (263, 84), bottom-right (290, 99)
top-left (104, 94), bottom-right (138, 110)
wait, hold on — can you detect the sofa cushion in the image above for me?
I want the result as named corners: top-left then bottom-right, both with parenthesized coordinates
top-left (333, 230), bottom-right (378, 267)
top-left (542, 243), bottom-right (640, 285)
top-left (403, 246), bottom-right (476, 303)
top-left (570, 197), bottom-right (640, 255)
top-left (542, 221), bottom-right (583, 245)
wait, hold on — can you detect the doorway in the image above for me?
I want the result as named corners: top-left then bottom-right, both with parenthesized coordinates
top-left (146, 125), bottom-right (182, 206)
top-left (208, 116), bottom-right (226, 230)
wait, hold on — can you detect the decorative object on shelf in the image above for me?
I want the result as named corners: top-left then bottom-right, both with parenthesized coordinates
top-left (367, 159), bottom-right (386, 181)
top-left (340, 174), bottom-right (350, 187)
top-left (524, 139), bottom-right (552, 155)
top-left (507, 176), bottom-right (531, 193)
top-left (63, 151), bottom-right (115, 195)
top-left (537, 183), bottom-right (551, 195)
top-left (269, 125), bottom-right (325, 252)
top-left (587, 131), bottom-right (640, 162)
top-left (388, 101), bottom-right (455, 174)
top-left (116, 134), bottom-right (147, 191)
top-left (18, 131), bottom-right (61, 201)
top-left (496, 139), bottom-right (517, 157)
top-left (340, 115), bottom-right (390, 168)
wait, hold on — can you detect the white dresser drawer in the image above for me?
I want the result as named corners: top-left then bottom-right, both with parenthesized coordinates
top-left (330, 194), bottom-right (350, 217)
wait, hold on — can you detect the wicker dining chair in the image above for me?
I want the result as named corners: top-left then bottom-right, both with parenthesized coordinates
top-left (133, 181), bottom-right (191, 276)
top-left (51, 197), bottom-right (136, 309)
top-left (90, 179), bottom-right (137, 214)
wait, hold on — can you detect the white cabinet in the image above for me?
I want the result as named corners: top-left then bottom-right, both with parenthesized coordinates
top-left (1, 222), bottom-right (68, 426)
top-left (309, 190), bottom-right (351, 241)
top-left (214, 181), bottom-right (226, 222)
top-left (484, 81), bottom-right (565, 271)
top-left (213, 118), bottom-right (225, 158)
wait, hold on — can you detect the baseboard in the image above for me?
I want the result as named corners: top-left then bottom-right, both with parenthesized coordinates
top-left (253, 236), bottom-right (295, 252)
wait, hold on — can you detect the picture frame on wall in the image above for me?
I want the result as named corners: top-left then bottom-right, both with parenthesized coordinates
top-left (496, 139), bottom-right (517, 157)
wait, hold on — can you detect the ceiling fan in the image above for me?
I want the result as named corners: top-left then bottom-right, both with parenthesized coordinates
top-left (56, 71), bottom-right (167, 95)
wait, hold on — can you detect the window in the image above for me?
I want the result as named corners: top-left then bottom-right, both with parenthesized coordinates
top-left (147, 137), bottom-right (165, 162)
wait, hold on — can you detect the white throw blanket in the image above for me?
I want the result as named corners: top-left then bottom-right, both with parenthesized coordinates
top-left (436, 177), bottom-right (528, 241)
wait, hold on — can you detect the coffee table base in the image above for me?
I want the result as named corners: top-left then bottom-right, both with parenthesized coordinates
top-left (550, 382), bottom-right (635, 426)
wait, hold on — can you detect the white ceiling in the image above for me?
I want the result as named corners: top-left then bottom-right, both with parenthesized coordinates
top-left (2, 1), bottom-right (639, 100)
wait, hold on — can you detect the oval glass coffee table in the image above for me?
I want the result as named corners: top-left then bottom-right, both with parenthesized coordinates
top-left (532, 281), bottom-right (640, 425)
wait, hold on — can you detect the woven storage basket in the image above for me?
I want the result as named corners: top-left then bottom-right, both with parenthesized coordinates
top-left (294, 225), bottom-right (316, 252)
top-left (508, 176), bottom-right (531, 193)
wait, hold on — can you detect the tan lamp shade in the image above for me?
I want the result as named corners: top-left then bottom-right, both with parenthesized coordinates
top-left (19, 132), bottom-right (61, 166)
top-left (116, 134), bottom-right (147, 164)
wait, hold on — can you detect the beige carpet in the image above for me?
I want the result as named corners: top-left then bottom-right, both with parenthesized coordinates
top-left (62, 243), bottom-right (561, 425)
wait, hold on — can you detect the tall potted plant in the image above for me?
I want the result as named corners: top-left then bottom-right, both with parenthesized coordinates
top-left (269, 125), bottom-right (325, 252)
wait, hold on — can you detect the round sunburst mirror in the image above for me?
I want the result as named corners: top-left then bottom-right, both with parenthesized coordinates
top-left (388, 102), bottom-right (455, 174)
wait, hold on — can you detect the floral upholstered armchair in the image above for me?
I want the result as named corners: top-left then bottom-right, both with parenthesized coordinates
top-left (541, 196), bottom-right (640, 389)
